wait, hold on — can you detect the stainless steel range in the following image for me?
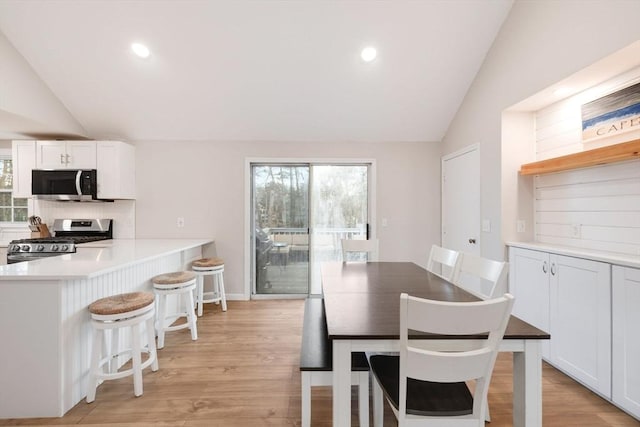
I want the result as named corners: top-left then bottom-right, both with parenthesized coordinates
top-left (7, 219), bottom-right (113, 264)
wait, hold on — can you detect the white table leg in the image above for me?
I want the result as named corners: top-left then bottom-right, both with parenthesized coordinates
top-left (513, 339), bottom-right (542, 427)
top-left (333, 340), bottom-right (352, 427)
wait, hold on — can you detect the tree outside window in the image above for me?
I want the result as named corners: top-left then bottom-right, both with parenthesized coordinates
top-left (0, 157), bottom-right (28, 222)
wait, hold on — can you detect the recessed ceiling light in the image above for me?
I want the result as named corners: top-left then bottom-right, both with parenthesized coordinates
top-left (361, 46), bottom-right (377, 62)
top-left (131, 43), bottom-right (150, 59)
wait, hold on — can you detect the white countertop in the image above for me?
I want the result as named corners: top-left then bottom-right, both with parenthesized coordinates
top-left (0, 239), bottom-right (213, 280)
top-left (507, 241), bottom-right (640, 269)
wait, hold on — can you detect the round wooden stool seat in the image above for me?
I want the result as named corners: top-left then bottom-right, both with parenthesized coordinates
top-left (88, 292), bottom-right (155, 316)
top-left (152, 271), bottom-right (196, 285)
top-left (192, 257), bottom-right (225, 268)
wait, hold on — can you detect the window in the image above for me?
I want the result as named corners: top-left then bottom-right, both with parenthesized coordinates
top-left (0, 156), bottom-right (28, 223)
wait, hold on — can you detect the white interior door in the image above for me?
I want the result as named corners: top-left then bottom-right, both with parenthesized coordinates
top-left (442, 145), bottom-right (481, 288)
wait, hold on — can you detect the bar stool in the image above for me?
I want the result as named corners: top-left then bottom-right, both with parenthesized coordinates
top-left (86, 292), bottom-right (158, 403)
top-left (192, 257), bottom-right (227, 316)
top-left (152, 271), bottom-right (198, 349)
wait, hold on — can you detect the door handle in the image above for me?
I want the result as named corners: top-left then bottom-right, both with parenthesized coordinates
top-left (66, 154), bottom-right (71, 165)
top-left (60, 154), bottom-right (65, 164)
top-left (542, 261), bottom-right (548, 273)
top-left (468, 238), bottom-right (476, 244)
top-left (550, 263), bottom-right (557, 276)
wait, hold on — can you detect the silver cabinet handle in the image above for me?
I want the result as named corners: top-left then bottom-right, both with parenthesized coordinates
top-left (66, 154), bottom-right (71, 164)
top-left (542, 261), bottom-right (548, 273)
top-left (60, 153), bottom-right (65, 164)
top-left (550, 263), bottom-right (556, 275)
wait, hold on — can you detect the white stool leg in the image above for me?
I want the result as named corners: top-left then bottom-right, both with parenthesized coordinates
top-left (218, 271), bottom-right (227, 311)
top-left (145, 315), bottom-right (159, 372)
top-left (131, 322), bottom-right (143, 397)
top-left (196, 274), bottom-right (204, 317)
top-left (156, 292), bottom-right (166, 349)
top-left (185, 286), bottom-right (198, 341)
top-left (109, 327), bottom-right (120, 374)
top-left (301, 372), bottom-right (311, 427)
top-left (86, 326), bottom-right (102, 403)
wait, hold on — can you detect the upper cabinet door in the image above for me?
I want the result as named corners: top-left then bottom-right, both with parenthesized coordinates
top-left (66, 141), bottom-right (97, 169)
top-left (11, 140), bottom-right (37, 198)
top-left (36, 141), bottom-right (67, 169)
top-left (36, 141), bottom-right (96, 169)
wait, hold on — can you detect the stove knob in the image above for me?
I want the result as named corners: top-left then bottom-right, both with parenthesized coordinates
top-left (51, 245), bottom-right (59, 252)
top-left (61, 245), bottom-right (69, 252)
top-left (11, 244), bottom-right (21, 251)
top-left (36, 245), bottom-right (45, 252)
top-left (21, 245), bottom-right (31, 252)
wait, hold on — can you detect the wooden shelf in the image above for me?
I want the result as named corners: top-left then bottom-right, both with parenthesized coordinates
top-left (519, 138), bottom-right (640, 175)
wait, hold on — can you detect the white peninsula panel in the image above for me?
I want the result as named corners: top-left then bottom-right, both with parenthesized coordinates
top-left (0, 239), bottom-right (212, 418)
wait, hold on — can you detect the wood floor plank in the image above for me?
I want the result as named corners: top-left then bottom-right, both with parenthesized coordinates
top-left (0, 300), bottom-right (637, 426)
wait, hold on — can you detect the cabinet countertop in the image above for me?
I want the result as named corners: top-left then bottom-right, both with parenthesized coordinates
top-left (507, 241), bottom-right (640, 269)
top-left (0, 238), bottom-right (213, 280)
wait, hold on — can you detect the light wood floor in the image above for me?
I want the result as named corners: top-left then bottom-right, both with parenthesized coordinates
top-left (1, 299), bottom-right (638, 426)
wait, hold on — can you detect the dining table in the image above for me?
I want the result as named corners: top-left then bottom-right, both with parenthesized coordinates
top-left (321, 261), bottom-right (550, 427)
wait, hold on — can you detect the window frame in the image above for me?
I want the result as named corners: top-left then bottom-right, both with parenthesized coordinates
top-left (0, 148), bottom-right (29, 226)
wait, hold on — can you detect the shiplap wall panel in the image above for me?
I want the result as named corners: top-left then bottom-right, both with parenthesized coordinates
top-left (60, 251), bottom-right (189, 414)
top-left (534, 70), bottom-right (640, 256)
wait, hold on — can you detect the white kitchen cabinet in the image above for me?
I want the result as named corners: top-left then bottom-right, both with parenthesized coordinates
top-left (11, 140), bottom-right (36, 197)
top-left (36, 140), bottom-right (96, 169)
top-left (96, 141), bottom-right (135, 199)
top-left (509, 247), bottom-right (551, 358)
top-left (549, 255), bottom-right (611, 398)
top-left (509, 246), bottom-right (612, 399)
top-left (612, 266), bottom-right (640, 419)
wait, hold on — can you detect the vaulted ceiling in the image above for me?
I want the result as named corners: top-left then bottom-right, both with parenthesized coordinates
top-left (0, 0), bottom-right (513, 142)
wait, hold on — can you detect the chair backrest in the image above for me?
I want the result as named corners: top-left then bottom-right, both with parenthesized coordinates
top-left (398, 293), bottom-right (514, 424)
top-left (426, 244), bottom-right (461, 281)
top-left (341, 238), bottom-right (379, 262)
top-left (455, 252), bottom-right (508, 299)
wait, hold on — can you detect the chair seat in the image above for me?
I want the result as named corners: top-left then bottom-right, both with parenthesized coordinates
top-left (192, 257), bottom-right (224, 268)
top-left (369, 354), bottom-right (473, 416)
top-left (152, 271), bottom-right (196, 285)
top-left (88, 292), bottom-right (155, 315)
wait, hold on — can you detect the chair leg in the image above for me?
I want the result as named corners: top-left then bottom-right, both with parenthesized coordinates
top-left (372, 376), bottom-right (384, 427)
top-left (218, 272), bottom-right (227, 311)
top-left (145, 315), bottom-right (159, 372)
top-left (86, 327), bottom-right (102, 403)
top-left (156, 293), bottom-right (166, 349)
top-left (301, 372), bottom-right (311, 427)
top-left (186, 286), bottom-right (198, 341)
top-left (131, 322), bottom-right (143, 397)
top-left (196, 274), bottom-right (204, 317)
top-left (358, 371), bottom-right (370, 427)
top-left (485, 401), bottom-right (491, 422)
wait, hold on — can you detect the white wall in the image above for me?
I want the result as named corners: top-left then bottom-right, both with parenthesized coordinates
top-left (134, 140), bottom-right (440, 298)
top-left (442, 0), bottom-right (640, 261)
top-left (0, 31), bottom-right (86, 139)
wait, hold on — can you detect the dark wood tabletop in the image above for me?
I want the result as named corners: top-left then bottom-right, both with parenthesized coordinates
top-left (322, 261), bottom-right (550, 341)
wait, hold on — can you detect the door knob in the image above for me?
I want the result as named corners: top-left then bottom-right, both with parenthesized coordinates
top-left (468, 238), bottom-right (476, 244)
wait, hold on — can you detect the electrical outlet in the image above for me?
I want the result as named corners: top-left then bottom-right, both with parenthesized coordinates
top-left (516, 220), bottom-right (526, 233)
top-left (177, 217), bottom-right (185, 228)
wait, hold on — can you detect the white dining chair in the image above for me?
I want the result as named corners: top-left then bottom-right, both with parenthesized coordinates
top-left (426, 244), bottom-right (461, 281)
top-left (455, 252), bottom-right (508, 300)
top-left (369, 292), bottom-right (514, 427)
top-left (341, 238), bottom-right (379, 262)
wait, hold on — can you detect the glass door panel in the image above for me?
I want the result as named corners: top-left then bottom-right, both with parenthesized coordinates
top-left (309, 165), bottom-right (369, 294)
top-left (252, 165), bottom-right (310, 295)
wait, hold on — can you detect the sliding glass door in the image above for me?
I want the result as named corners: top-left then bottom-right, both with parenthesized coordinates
top-left (251, 163), bottom-right (370, 296)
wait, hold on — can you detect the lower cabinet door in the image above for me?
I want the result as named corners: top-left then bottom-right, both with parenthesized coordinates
top-left (612, 266), bottom-right (640, 419)
top-left (550, 254), bottom-right (611, 398)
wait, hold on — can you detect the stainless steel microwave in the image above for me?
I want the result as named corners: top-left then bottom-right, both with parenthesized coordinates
top-left (32, 169), bottom-right (99, 201)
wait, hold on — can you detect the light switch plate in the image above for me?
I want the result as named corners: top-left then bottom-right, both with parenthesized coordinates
top-left (482, 219), bottom-right (491, 232)
top-left (516, 220), bottom-right (526, 233)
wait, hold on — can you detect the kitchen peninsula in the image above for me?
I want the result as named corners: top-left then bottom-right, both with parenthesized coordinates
top-left (0, 239), bottom-right (213, 419)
